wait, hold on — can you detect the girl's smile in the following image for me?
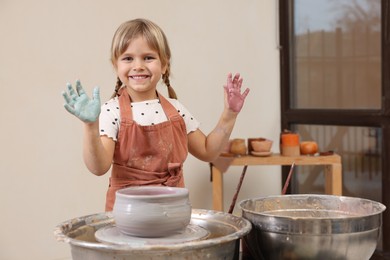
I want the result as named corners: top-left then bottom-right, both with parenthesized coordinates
top-left (129, 74), bottom-right (151, 83)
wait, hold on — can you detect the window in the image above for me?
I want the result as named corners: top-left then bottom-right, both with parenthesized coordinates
top-left (280, 0), bottom-right (390, 257)
top-left (293, 0), bottom-right (381, 109)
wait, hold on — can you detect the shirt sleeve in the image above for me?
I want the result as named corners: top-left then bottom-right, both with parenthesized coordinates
top-left (167, 98), bottom-right (200, 134)
top-left (99, 98), bottom-right (120, 141)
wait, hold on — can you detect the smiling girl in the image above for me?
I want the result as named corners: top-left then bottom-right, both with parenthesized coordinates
top-left (62, 18), bottom-right (250, 211)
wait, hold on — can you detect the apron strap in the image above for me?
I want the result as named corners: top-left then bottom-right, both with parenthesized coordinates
top-left (117, 88), bottom-right (133, 123)
top-left (158, 93), bottom-right (182, 121)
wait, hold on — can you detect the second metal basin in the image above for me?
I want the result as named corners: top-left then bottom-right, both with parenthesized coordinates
top-left (240, 194), bottom-right (386, 260)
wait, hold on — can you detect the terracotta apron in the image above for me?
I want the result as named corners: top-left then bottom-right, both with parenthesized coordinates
top-left (105, 89), bottom-right (188, 211)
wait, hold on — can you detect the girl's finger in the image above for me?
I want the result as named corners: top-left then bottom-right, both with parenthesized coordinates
top-left (241, 88), bottom-right (250, 99)
top-left (226, 73), bottom-right (233, 87)
top-left (76, 80), bottom-right (86, 96)
top-left (237, 78), bottom-right (243, 89)
top-left (67, 83), bottom-right (78, 99)
top-left (62, 91), bottom-right (72, 104)
top-left (64, 103), bottom-right (76, 115)
top-left (232, 73), bottom-right (241, 88)
top-left (92, 86), bottom-right (100, 101)
top-left (66, 83), bottom-right (73, 94)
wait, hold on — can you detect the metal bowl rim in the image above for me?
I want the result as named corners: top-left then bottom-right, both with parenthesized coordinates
top-left (239, 194), bottom-right (386, 220)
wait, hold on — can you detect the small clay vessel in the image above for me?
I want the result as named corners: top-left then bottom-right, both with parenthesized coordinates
top-left (230, 139), bottom-right (247, 155)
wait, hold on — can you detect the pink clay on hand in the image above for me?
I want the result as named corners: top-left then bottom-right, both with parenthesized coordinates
top-left (224, 73), bottom-right (250, 112)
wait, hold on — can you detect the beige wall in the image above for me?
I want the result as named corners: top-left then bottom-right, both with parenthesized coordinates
top-left (0, 0), bottom-right (280, 259)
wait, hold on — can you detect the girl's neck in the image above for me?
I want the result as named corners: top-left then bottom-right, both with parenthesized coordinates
top-left (125, 88), bottom-right (158, 102)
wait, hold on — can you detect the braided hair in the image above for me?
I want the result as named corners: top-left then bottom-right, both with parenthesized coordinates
top-left (110, 19), bottom-right (177, 99)
top-left (162, 66), bottom-right (177, 99)
top-left (111, 77), bottom-right (123, 99)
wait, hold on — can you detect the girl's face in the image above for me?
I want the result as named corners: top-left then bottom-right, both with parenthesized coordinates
top-left (116, 36), bottom-right (167, 101)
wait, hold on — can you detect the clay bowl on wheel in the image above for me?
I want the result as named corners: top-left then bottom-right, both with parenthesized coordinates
top-left (240, 194), bottom-right (386, 260)
top-left (113, 186), bottom-right (191, 237)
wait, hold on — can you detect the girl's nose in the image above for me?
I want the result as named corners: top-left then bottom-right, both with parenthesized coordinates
top-left (133, 59), bottom-right (145, 70)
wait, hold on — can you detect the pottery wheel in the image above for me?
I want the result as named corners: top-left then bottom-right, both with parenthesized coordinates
top-left (95, 224), bottom-right (210, 246)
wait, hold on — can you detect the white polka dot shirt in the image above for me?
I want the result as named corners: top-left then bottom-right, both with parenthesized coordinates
top-left (99, 97), bottom-right (200, 141)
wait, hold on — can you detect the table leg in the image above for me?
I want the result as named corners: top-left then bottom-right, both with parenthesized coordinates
top-left (212, 165), bottom-right (224, 211)
top-left (324, 163), bottom-right (342, 195)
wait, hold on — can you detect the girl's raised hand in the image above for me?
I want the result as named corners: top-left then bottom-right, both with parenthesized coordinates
top-left (224, 73), bottom-right (250, 113)
top-left (62, 80), bottom-right (101, 123)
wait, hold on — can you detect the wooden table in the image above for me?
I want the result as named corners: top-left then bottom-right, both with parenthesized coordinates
top-left (210, 153), bottom-right (342, 211)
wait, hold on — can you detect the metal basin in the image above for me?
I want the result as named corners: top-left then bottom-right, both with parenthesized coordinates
top-left (54, 209), bottom-right (251, 260)
top-left (239, 194), bottom-right (386, 260)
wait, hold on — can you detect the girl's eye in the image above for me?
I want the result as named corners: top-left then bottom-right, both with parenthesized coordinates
top-left (145, 56), bottom-right (155, 61)
top-left (122, 56), bottom-right (133, 61)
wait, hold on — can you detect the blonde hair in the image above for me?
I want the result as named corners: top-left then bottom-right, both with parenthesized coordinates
top-left (110, 18), bottom-right (177, 99)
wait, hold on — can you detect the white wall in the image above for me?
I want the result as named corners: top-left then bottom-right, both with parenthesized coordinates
top-left (0, 0), bottom-right (280, 259)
